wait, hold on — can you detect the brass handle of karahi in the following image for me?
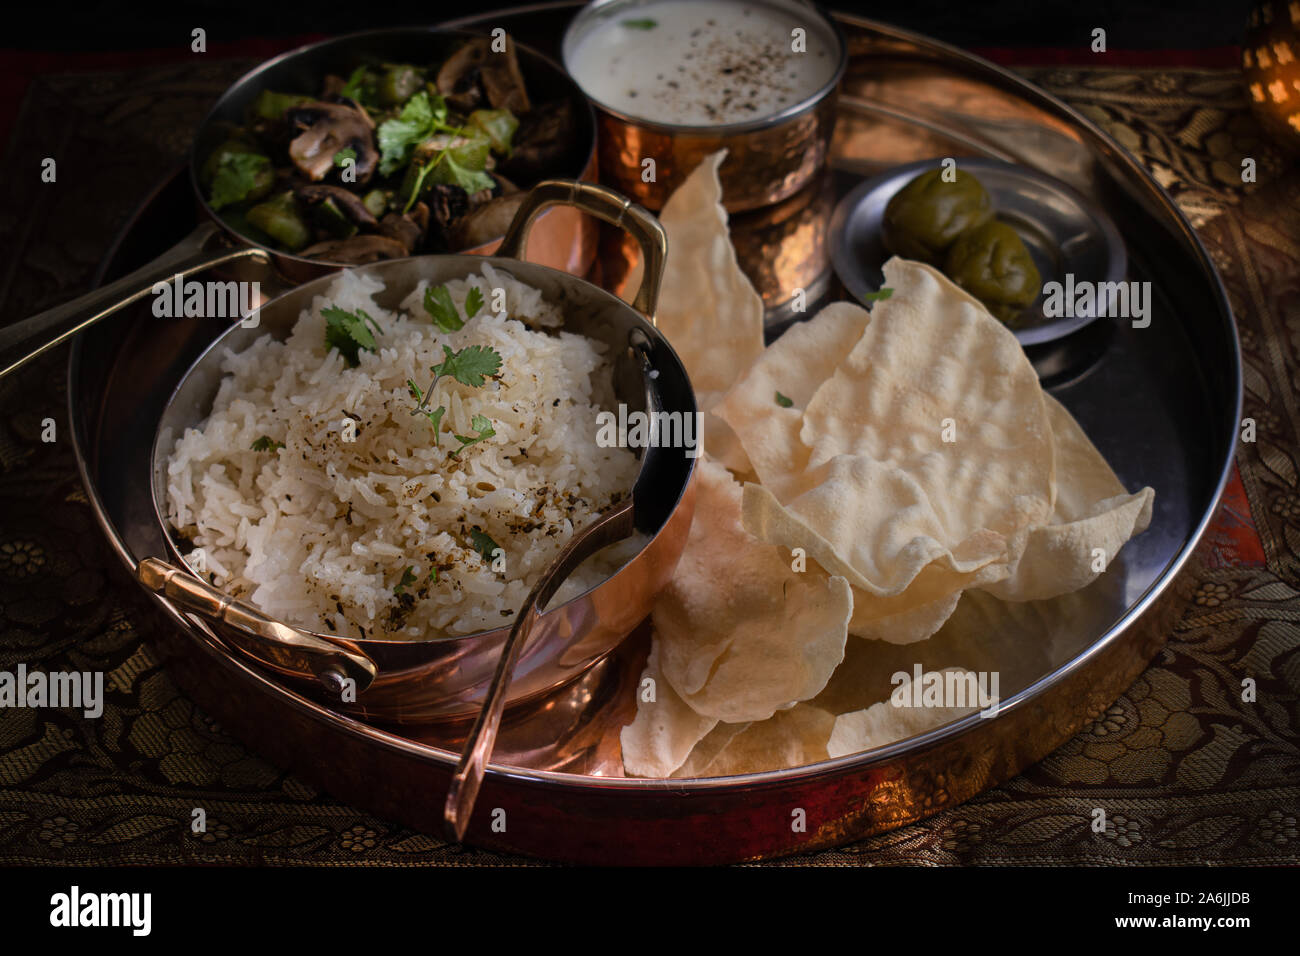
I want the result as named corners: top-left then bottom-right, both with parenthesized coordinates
top-left (497, 178), bottom-right (667, 321)
top-left (137, 557), bottom-right (378, 693)
top-left (443, 497), bottom-right (636, 842)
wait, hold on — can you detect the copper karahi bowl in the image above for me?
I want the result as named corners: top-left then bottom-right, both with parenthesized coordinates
top-left (143, 182), bottom-right (698, 725)
top-left (562, 0), bottom-right (847, 212)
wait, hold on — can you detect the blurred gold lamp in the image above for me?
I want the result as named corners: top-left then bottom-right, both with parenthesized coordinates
top-left (1244, 1), bottom-right (1300, 147)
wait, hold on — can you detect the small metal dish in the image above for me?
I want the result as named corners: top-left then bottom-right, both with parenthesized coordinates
top-left (830, 157), bottom-right (1127, 347)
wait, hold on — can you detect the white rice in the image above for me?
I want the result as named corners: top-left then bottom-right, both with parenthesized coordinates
top-left (165, 266), bottom-right (642, 640)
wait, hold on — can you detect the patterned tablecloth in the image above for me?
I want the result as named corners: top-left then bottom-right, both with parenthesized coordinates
top-left (0, 57), bottom-right (1296, 865)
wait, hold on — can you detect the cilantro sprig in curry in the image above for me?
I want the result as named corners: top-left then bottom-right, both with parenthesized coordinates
top-left (198, 35), bottom-right (577, 264)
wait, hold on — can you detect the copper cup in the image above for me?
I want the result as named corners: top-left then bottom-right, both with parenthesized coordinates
top-left (562, 0), bottom-right (847, 213)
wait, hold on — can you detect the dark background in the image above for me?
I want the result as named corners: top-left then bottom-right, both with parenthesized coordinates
top-left (0, 0), bottom-right (1254, 51)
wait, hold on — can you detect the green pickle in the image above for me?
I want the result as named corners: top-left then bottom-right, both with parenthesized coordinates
top-left (944, 220), bottom-right (1042, 323)
top-left (882, 168), bottom-right (993, 264)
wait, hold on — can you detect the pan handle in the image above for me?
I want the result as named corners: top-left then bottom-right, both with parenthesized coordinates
top-left (0, 222), bottom-right (273, 380)
top-left (496, 179), bottom-right (667, 321)
top-left (137, 557), bottom-right (378, 694)
top-left (443, 496), bottom-right (637, 843)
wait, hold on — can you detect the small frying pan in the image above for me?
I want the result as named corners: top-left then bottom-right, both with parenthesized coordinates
top-left (0, 27), bottom-right (597, 379)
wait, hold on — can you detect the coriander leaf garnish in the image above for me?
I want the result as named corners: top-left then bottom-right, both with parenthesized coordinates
top-left (464, 286), bottom-right (484, 319)
top-left (407, 344), bottom-right (502, 442)
top-left (429, 148), bottom-right (496, 194)
top-left (340, 66), bottom-right (377, 108)
top-left (210, 152), bottom-right (271, 210)
top-left (377, 90), bottom-right (451, 176)
top-left (399, 129), bottom-right (495, 212)
top-left (423, 284), bottom-right (465, 332)
top-left (468, 527), bottom-right (500, 564)
top-left (774, 391), bottom-right (794, 408)
top-left (321, 305), bottom-right (381, 367)
top-left (860, 287), bottom-right (894, 303)
top-left (406, 381), bottom-right (448, 441)
top-left (450, 414), bottom-right (496, 459)
top-left (434, 344), bottom-right (502, 387)
top-left (400, 160), bottom-right (436, 213)
top-left (427, 566), bottom-right (438, 584)
top-left (333, 147), bottom-right (357, 167)
top-left (250, 435), bottom-right (285, 452)
top-left (393, 565), bottom-right (418, 595)
top-left (622, 18), bottom-right (657, 29)
top-left (378, 92), bottom-right (436, 175)
top-left (424, 405), bottom-right (447, 439)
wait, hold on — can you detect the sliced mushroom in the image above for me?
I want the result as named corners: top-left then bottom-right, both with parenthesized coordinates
top-left (436, 43), bottom-right (485, 114)
top-left (450, 192), bottom-right (527, 250)
top-left (377, 212), bottom-right (424, 254)
top-left (294, 184), bottom-right (379, 228)
top-left (287, 101), bottom-right (378, 184)
top-left (481, 36), bottom-right (531, 114)
top-left (302, 235), bottom-right (409, 263)
top-left (424, 184), bottom-right (471, 252)
top-left (319, 73), bottom-right (347, 99)
top-left (499, 99), bottom-right (575, 183)
top-left (442, 76), bottom-right (484, 114)
top-left (409, 201), bottom-right (430, 233)
top-left (436, 36), bottom-right (531, 116)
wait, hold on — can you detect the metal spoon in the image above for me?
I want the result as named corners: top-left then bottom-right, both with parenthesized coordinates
top-left (443, 188), bottom-right (669, 841)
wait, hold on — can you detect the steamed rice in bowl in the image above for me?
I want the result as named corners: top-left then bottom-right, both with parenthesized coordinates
top-left (164, 265), bottom-right (642, 640)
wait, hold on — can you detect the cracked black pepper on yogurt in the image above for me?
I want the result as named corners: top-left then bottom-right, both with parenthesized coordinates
top-left (566, 0), bottom-right (837, 126)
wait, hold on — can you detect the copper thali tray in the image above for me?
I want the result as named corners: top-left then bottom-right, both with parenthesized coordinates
top-left (68, 4), bottom-right (1239, 864)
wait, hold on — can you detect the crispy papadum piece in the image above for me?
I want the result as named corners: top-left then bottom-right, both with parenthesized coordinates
top-left (713, 300), bottom-right (870, 492)
top-left (827, 667), bottom-right (980, 759)
top-left (620, 641), bottom-right (719, 778)
top-left (652, 457), bottom-right (852, 724)
top-left (981, 394), bottom-right (1154, 601)
top-left (626, 151), bottom-right (764, 474)
top-left (674, 705), bottom-right (836, 777)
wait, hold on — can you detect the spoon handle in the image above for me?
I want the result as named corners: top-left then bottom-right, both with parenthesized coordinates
top-left (0, 222), bottom-right (272, 381)
top-left (443, 496), bottom-right (636, 842)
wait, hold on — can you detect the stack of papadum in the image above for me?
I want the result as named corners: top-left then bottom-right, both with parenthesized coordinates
top-left (620, 152), bottom-right (1155, 778)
